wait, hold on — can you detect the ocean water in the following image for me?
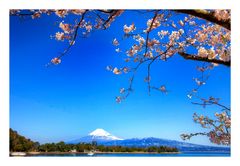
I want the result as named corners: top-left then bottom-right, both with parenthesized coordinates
top-left (28, 152), bottom-right (230, 157)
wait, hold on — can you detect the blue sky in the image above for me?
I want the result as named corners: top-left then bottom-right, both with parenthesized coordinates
top-left (10, 10), bottom-right (230, 146)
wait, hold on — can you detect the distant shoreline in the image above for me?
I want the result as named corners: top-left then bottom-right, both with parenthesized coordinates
top-left (25, 151), bottom-right (181, 155)
top-left (10, 151), bottom-right (231, 157)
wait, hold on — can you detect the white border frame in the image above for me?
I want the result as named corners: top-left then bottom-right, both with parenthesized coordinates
top-left (1, 0), bottom-right (239, 166)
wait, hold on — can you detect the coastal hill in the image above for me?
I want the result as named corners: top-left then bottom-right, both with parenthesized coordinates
top-left (10, 128), bottom-right (39, 152)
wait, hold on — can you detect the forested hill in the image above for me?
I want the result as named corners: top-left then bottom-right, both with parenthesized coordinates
top-left (10, 128), bottom-right (39, 152)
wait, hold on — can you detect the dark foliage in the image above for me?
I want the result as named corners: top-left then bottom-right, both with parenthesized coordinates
top-left (10, 128), bottom-right (39, 152)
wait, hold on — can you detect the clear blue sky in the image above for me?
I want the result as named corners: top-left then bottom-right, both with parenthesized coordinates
top-left (10, 10), bottom-right (230, 146)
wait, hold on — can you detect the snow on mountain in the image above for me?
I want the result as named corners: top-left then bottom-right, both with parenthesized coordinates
top-left (89, 128), bottom-right (110, 136)
top-left (67, 129), bottom-right (123, 144)
top-left (88, 128), bottom-right (123, 140)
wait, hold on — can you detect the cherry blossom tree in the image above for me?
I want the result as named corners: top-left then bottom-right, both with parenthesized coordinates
top-left (10, 9), bottom-right (231, 145)
top-left (180, 96), bottom-right (230, 145)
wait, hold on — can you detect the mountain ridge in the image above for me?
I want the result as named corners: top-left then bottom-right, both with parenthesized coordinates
top-left (66, 129), bottom-right (230, 152)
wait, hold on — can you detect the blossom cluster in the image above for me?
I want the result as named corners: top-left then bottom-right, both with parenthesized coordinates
top-left (106, 66), bottom-right (129, 75)
top-left (192, 110), bottom-right (230, 145)
top-left (123, 23), bottom-right (136, 34)
top-left (214, 10), bottom-right (230, 21)
top-left (145, 14), bottom-right (163, 32)
top-left (51, 57), bottom-right (61, 65)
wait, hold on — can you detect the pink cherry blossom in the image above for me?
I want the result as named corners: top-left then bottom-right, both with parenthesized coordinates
top-left (71, 9), bottom-right (86, 15)
top-left (59, 22), bottom-right (71, 34)
top-left (112, 38), bottom-right (119, 46)
top-left (113, 67), bottom-right (121, 75)
top-left (85, 24), bottom-right (92, 32)
top-left (123, 23), bottom-right (136, 34)
top-left (55, 32), bottom-right (65, 41)
top-left (55, 10), bottom-right (68, 18)
top-left (32, 12), bottom-right (41, 19)
top-left (51, 57), bottom-right (61, 65)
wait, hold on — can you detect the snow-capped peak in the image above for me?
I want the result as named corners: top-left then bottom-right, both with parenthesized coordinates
top-left (89, 128), bottom-right (111, 137)
top-left (88, 128), bottom-right (123, 140)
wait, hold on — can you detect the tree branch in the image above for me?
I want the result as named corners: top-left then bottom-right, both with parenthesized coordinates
top-left (174, 10), bottom-right (230, 30)
top-left (97, 10), bottom-right (115, 14)
top-left (144, 10), bottom-right (159, 56)
top-left (192, 100), bottom-right (231, 111)
top-left (102, 10), bottom-right (123, 29)
top-left (146, 46), bottom-right (172, 94)
top-left (57, 11), bottom-right (87, 59)
top-left (181, 132), bottom-right (207, 140)
top-left (178, 52), bottom-right (230, 67)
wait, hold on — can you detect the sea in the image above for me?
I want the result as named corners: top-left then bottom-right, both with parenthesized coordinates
top-left (27, 151), bottom-right (230, 157)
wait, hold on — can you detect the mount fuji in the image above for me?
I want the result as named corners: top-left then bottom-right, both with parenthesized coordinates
top-left (68, 129), bottom-right (123, 144)
top-left (67, 128), bottom-right (230, 152)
